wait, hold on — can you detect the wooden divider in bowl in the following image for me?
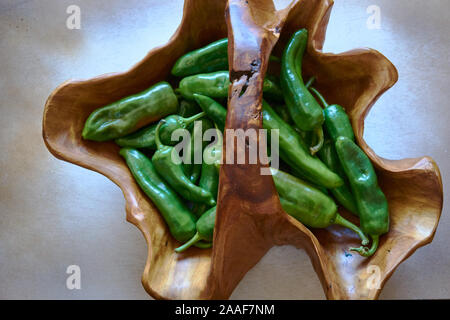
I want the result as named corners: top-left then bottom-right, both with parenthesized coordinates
top-left (43, 0), bottom-right (443, 299)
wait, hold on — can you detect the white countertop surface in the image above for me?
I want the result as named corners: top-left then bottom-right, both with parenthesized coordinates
top-left (0, 0), bottom-right (449, 299)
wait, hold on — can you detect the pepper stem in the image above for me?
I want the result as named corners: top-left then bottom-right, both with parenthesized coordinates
top-left (154, 120), bottom-right (165, 150)
top-left (310, 126), bottom-right (324, 155)
top-left (334, 214), bottom-right (369, 246)
top-left (184, 111), bottom-right (206, 126)
top-left (309, 87), bottom-right (329, 108)
top-left (305, 76), bottom-right (315, 89)
top-left (174, 232), bottom-right (202, 253)
top-left (349, 235), bottom-right (379, 257)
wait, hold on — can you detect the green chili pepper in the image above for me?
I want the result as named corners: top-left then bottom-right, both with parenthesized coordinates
top-left (280, 29), bottom-right (324, 154)
top-left (172, 38), bottom-right (281, 78)
top-left (288, 164), bottom-right (329, 195)
top-left (301, 84), bottom-right (358, 214)
top-left (178, 100), bottom-right (202, 118)
top-left (192, 125), bottom-right (221, 217)
top-left (115, 112), bottom-right (205, 149)
top-left (119, 148), bottom-right (196, 242)
top-left (172, 39), bottom-right (229, 77)
top-left (115, 123), bottom-right (158, 149)
top-left (262, 101), bottom-right (342, 189)
top-left (152, 121), bottom-right (216, 206)
top-left (193, 94), bottom-right (342, 189)
top-left (317, 139), bottom-right (358, 214)
top-left (182, 118), bottom-right (214, 183)
top-left (335, 136), bottom-right (389, 257)
top-left (82, 82), bottom-right (178, 141)
top-left (159, 112), bottom-right (206, 146)
top-left (309, 86), bottom-right (355, 142)
top-left (272, 168), bottom-right (368, 245)
top-left (176, 167), bottom-right (368, 252)
top-left (193, 94), bottom-right (226, 131)
top-left (188, 164), bottom-right (202, 184)
top-left (192, 159), bottom-right (219, 217)
top-left (179, 71), bottom-right (283, 102)
top-left (175, 206), bottom-right (217, 253)
top-left (272, 103), bottom-right (292, 125)
top-left (203, 124), bottom-right (223, 174)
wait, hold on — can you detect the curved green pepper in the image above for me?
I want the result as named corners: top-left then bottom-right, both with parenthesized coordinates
top-left (193, 94), bottom-right (226, 131)
top-left (193, 94), bottom-right (343, 189)
top-left (182, 118), bottom-right (214, 183)
top-left (176, 168), bottom-right (368, 252)
top-left (272, 103), bottom-right (293, 125)
top-left (179, 71), bottom-right (283, 101)
top-left (159, 112), bottom-right (206, 146)
top-left (262, 101), bottom-right (343, 189)
top-left (335, 136), bottom-right (389, 257)
top-left (172, 38), bottom-right (281, 78)
top-left (178, 100), bottom-right (202, 118)
top-left (82, 81), bottom-right (178, 141)
top-left (317, 139), bottom-right (358, 214)
top-left (119, 148), bottom-right (196, 242)
top-left (272, 168), bottom-right (368, 246)
top-left (309, 87), bottom-right (355, 142)
top-left (152, 121), bottom-right (215, 206)
top-left (280, 29), bottom-right (324, 154)
top-left (115, 123), bottom-right (158, 149)
top-left (191, 160), bottom-right (219, 217)
top-left (115, 112), bottom-right (205, 149)
top-left (172, 39), bottom-right (228, 77)
top-left (192, 126), bottom-right (221, 217)
top-left (175, 206), bottom-right (216, 253)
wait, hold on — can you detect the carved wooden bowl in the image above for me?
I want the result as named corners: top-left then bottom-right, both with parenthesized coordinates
top-left (42, 0), bottom-right (443, 299)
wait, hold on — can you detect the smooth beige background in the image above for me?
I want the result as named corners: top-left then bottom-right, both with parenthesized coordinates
top-left (0, 0), bottom-right (448, 299)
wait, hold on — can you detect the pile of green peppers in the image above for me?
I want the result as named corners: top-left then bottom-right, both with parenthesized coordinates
top-left (82, 30), bottom-right (389, 257)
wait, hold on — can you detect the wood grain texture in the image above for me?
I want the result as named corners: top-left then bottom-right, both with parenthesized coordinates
top-left (42, 0), bottom-right (443, 299)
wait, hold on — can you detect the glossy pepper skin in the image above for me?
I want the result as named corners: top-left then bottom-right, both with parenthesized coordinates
top-left (280, 29), bottom-right (324, 132)
top-left (194, 94), bottom-right (343, 189)
top-left (172, 39), bottom-right (229, 77)
top-left (192, 160), bottom-right (219, 217)
top-left (115, 123), bottom-right (158, 149)
top-left (176, 168), bottom-right (368, 253)
top-left (272, 103), bottom-right (293, 125)
top-left (272, 168), bottom-right (368, 246)
top-left (159, 112), bottom-right (206, 146)
top-left (309, 87), bottom-right (355, 142)
top-left (152, 121), bottom-right (216, 206)
top-left (178, 100), bottom-right (202, 118)
top-left (183, 118), bottom-right (214, 183)
top-left (179, 71), bottom-right (283, 102)
top-left (193, 94), bottom-right (226, 131)
top-left (262, 101), bottom-right (343, 189)
top-left (335, 136), bottom-right (389, 257)
top-left (192, 126), bottom-right (221, 217)
top-left (82, 82), bottom-right (178, 141)
top-left (175, 206), bottom-right (216, 253)
top-left (317, 139), bottom-right (358, 214)
top-left (115, 112), bottom-right (205, 149)
top-left (171, 38), bottom-right (281, 78)
top-left (119, 148), bottom-right (196, 242)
